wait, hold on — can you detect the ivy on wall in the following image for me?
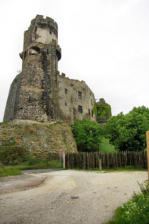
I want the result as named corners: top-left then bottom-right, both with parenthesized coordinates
top-left (94, 98), bottom-right (112, 121)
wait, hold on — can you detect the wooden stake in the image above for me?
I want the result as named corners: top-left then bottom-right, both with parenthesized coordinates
top-left (63, 152), bottom-right (65, 169)
top-left (99, 159), bottom-right (102, 171)
top-left (146, 131), bottom-right (149, 181)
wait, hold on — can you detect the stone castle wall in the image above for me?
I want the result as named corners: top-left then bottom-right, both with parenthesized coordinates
top-left (58, 74), bottom-right (95, 123)
top-left (4, 15), bottom-right (96, 124)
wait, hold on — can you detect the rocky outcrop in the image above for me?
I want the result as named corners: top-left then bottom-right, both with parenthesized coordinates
top-left (0, 120), bottom-right (77, 159)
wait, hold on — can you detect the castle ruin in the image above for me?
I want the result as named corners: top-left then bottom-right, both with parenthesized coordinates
top-left (4, 15), bottom-right (96, 124)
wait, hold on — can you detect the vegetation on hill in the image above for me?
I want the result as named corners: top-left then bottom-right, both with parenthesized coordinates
top-left (72, 119), bottom-right (116, 152)
top-left (72, 119), bottom-right (103, 152)
top-left (106, 182), bottom-right (149, 224)
top-left (104, 106), bottom-right (149, 151)
top-left (0, 158), bottom-right (62, 177)
top-left (0, 121), bottom-right (77, 175)
top-left (0, 121), bottom-right (77, 161)
top-left (1, 105), bottom-right (149, 171)
top-left (72, 106), bottom-right (149, 152)
top-left (0, 165), bottom-right (21, 177)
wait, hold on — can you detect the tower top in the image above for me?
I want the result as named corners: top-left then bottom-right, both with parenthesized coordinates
top-left (23, 15), bottom-right (58, 51)
top-left (20, 15), bottom-right (61, 61)
top-left (30, 15), bottom-right (58, 35)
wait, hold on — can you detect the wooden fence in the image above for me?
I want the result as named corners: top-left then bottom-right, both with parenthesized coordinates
top-left (65, 152), bottom-right (147, 169)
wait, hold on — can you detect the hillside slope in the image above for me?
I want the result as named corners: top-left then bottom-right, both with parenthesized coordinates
top-left (0, 120), bottom-right (77, 159)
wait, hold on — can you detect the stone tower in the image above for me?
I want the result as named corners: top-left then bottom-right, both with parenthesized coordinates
top-left (95, 98), bottom-right (112, 125)
top-left (4, 15), bottom-right (61, 122)
top-left (4, 15), bottom-right (96, 123)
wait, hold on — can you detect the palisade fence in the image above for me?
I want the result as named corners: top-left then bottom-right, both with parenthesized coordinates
top-left (65, 152), bottom-right (147, 170)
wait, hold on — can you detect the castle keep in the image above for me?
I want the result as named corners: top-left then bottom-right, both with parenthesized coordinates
top-left (4, 15), bottom-right (96, 124)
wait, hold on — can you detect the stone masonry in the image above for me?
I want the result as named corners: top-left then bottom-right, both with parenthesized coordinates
top-left (4, 15), bottom-right (96, 124)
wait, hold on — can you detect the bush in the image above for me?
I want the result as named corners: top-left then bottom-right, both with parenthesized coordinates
top-left (106, 181), bottom-right (149, 224)
top-left (26, 157), bottom-right (41, 166)
top-left (99, 137), bottom-right (116, 153)
top-left (0, 146), bottom-right (29, 165)
top-left (72, 119), bottom-right (103, 152)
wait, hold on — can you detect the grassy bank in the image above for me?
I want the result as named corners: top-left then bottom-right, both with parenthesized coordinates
top-left (103, 166), bottom-right (146, 172)
top-left (0, 162), bottom-right (147, 177)
top-left (0, 166), bottom-right (21, 177)
top-left (105, 182), bottom-right (149, 224)
top-left (0, 158), bottom-right (62, 177)
top-left (72, 166), bottom-right (147, 172)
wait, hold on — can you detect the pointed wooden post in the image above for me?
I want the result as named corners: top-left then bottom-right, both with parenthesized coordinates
top-left (146, 131), bottom-right (149, 181)
top-left (63, 152), bottom-right (65, 169)
top-left (99, 159), bottom-right (102, 171)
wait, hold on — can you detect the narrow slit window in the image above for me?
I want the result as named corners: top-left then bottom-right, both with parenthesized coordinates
top-left (78, 105), bottom-right (83, 113)
top-left (78, 91), bottom-right (82, 99)
top-left (65, 88), bottom-right (68, 94)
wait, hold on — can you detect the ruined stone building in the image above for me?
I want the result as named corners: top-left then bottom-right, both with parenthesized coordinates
top-left (4, 15), bottom-right (96, 124)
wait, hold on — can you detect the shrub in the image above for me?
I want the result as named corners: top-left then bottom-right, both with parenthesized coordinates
top-left (72, 119), bottom-right (103, 152)
top-left (99, 137), bottom-right (116, 153)
top-left (0, 146), bottom-right (29, 165)
top-left (106, 181), bottom-right (149, 224)
top-left (26, 157), bottom-right (41, 166)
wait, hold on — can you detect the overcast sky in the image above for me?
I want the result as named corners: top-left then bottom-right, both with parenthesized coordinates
top-left (0, 0), bottom-right (149, 121)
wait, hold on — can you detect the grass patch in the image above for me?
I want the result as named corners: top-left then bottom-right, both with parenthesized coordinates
top-left (0, 166), bottom-right (21, 177)
top-left (103, 166), bottom-right (146, 172)
top-left (105, 182), bottom-right (149, 224)
top-left (70, 166), bottom-right (146, 172)
top-left (0, 158), bottom-right (62, 177)
top-left (16, 158), bottom-right (62, 170)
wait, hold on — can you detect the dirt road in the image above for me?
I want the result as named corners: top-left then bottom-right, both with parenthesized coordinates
top-left (0, 170), bottom-right (147, 224)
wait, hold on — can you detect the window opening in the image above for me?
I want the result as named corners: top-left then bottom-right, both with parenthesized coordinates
top-left (78, 105), bottom-right (83, 113)
top-left (78, 91), bottom-right (82, 99)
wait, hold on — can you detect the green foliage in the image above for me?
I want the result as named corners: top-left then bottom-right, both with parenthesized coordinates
top-left (104, 106), bottom-right (149, 151)
top-left (0, 146), bottom-right (29, 165)
top-left (106, 182), bottom-right (149, 224)
top-left (97, 103), bottom-right (111, 120)
top-left (26, 157), bottom-right (41, 166)
top-left (0, 136), bottom-right (16, 146)
top-left (99, 137), bottom-right (116, 153)
top-left (93, 103), bottom-right (98, 117)
top-left (94, 99), bottom-right (112, 120)
top-left (72, 119), bottom-right (103, 152)
top-left (21, 158), bottom-right (62, 169)
top-left (0, 164), bottom-right (21, 177)
top-left (103, 166), bottom-right (146, 172)
top-left (0, 159), bottom-right (62, 177)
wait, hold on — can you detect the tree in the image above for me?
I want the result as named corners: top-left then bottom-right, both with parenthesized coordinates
top-left (72, 119), bottom-right (103, 152)
top-left (104, 106), bottom-right (149, 151)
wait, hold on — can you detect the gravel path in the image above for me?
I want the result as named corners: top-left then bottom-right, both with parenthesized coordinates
top-left (0, 170), bottom-right (147, 224)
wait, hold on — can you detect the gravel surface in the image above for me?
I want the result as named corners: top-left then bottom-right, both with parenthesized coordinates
top-left (0, 174), bottom-right (46, 194)
top-left (0, 170), bottom-right (147, 224)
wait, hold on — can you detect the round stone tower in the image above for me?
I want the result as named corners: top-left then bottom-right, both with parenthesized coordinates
top-left (4, 15), bottom-right (61, 122)
top-left (4, 15), bottom-right (96, 125)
